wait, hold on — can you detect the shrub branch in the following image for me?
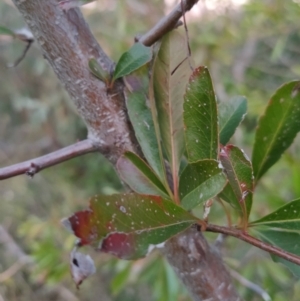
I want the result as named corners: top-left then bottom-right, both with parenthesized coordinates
top-left (0, 140), bottom-right (97, 180)
top-left (207, 224), bottom-right (300, 266)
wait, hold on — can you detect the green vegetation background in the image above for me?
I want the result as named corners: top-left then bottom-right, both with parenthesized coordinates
top-left (1, 0), bottom-right (300, 300)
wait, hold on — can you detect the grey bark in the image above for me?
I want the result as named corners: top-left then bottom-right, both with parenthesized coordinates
top-left (162, 227), bottom-right (241, 301)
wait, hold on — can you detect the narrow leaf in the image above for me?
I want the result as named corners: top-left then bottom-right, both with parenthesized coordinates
top-left (179, 160), bottom-right (227, 210)
top-left (88, 58), bottom-right (110, 83)
top-left (183, 66), bottom-right (219, 162)
top-left (153, 30), bottom-right (192, 179)
top-left (218, 183), bottom-right (241, 211)
top-left (113, 43), bottom-right (152, 80)
top-left (218, 96), bottom-right (247, 145)
top-left (220, 145), bottom-right (253, 218)
top-left (63, 194), bottom-right (197, 259)
top-left (251, 198), bottom-right (300, 229)
top-left (117, 151), bottom-right (169, 199)
top-left (252, 81), bottom-right (300, 182)
top-left (124, 68), bottom-right (166, 183)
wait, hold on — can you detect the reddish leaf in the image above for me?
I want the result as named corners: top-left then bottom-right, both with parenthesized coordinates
top-left (63, 194), bottom-right (197, 260)
top-left (219, 145), bottom-right (253, 226)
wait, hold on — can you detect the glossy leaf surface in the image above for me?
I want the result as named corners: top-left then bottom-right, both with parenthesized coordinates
top-left (63, 194), bottom-right (197, 259)
top-left (117, 151), bottom-right (169, 199)
top-left (113, 43), bottom-right (152, 80)
top-left (220, 145), bottom-right (253, 218)
top-left (125, 69), bottom-right (166, 182)
top-left (153, 30), bottom-right (192, 177)
top-left (183, 67), bottom-right (218, 162)
top-left (179, 160), bottom-right (227, 210)
top-left (218, 96), bottom-right (247, 145)
top-left (252, 81), bottom-right (300, 182)
top-left (251, 198), bottom-right (300, 229)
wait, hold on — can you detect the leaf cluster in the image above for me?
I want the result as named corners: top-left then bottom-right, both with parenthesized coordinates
top-left (66, 29), bottom-right (300, 278)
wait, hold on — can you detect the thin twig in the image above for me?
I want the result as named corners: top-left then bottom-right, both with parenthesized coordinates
top-left (181, 0), bottom-right (190, 56)
top-left (229, 268), bottom-right (271, 301)
top-left (216, 197), bottom-right (232, 227)
top-left (0, 225), bottom-right (80, 301)
top-left (180, 0), bottom-right (193, 71)
top-left (0, 225), bottom-right (32, 264)
top-left (138, 0), bottom-right (199, 46)
top-left (0, 261), bottom-right (28, 282)
top-left (7, 40), bottom-right (33, 68)
top-left (206, 224), bottom-right (300, 266)
top-left (0, 139), bottom-right (98, 180)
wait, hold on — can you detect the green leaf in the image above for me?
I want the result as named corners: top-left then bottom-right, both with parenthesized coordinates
top-left (113, 43), bottom-right (152, 80)
top-left (63, 194), bottom-right (197, 260)
top-left (117, 151), bottom-right (169, 199)
top-left (250, 199), bottom-right (300, 276)
top-left (250, 198), bottom-right (300, 229)
top-left (183, 66), bottom-right (219, 162)
top-left (179, 160), bottom-right (227, 210)
top-left (88, 58), bottom-right (110, 83)
top-left (251, 227), bottom-right (300, 277)
top-left (252, 81), bottom-right (300, 182)
top-left (153, 30), bottom-right (192, 179)
top-left (218, 96), bottom-right (247, 145)
top-left (220, 145), bottom-right (253, 219)
top-left (124, 67), bottom-right (167, 183)
top-left (110, 262), bottom-right (132, 295)
top-left (0, 25), bottom-right (15, 37)
top-left (218, 183), bottom-right (241, 210)
top-left (153, 260), bottom-right (181, 301)
top-left (272, 257), bottom-right (300, 278)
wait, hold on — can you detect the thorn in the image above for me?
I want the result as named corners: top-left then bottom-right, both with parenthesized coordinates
top-left (134, 34), bottom-right (142, 43)
top-left (195, 220), bottom-right (207, 232)
top-left (25, 162), bottom-right (39, 178)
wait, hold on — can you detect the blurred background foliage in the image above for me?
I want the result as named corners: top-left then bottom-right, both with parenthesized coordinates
top-left (1, 0), bottom-right (300, 300)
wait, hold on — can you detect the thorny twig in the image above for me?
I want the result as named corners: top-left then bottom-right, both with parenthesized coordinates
top-left (138, 0), bottom-right (199, 46)
top-left (0, 139), bottom-right (98, 180)
top-left (206, 223), bottom-right (300, 266)
top-left (180, 0), bottom-right (193, 71)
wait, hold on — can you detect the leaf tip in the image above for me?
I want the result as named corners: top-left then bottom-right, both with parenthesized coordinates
top-left (292, 82), bottom-right (300, 98)
top-left (61, 217), bottom-right (74, 233)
